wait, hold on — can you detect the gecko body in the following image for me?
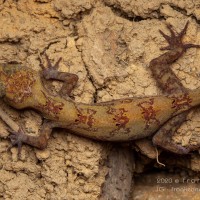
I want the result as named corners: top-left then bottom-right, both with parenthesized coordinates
top-left (1, 22), bottom-right (200, 154)
top-left (0, 64), bottom-right (199, 141)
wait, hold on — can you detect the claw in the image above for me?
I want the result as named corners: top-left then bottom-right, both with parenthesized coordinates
top-left (43, 53), bottom-right (62, 70)
top-left (166, 23), bottom-right (176, 37)
top-left (44, 53), bottom-right (53, 69)
top-left (159, 21), bottom-right (200, 51)
top-left (159, 30), bottom-right (171, 42)
top-left (183, 43), bottom-right (200, 49)
top-left (52, 56), bottom-right (62, 70)
top-left (160, 45), bottom-right (171, 51)
top-left (179, 21), bottom-right (189, 38)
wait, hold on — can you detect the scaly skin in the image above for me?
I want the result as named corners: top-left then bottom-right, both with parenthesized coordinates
top-left (0, 22), bottom-right (200, 154)
top-left (0, 64), bottom-right (200, 148)
top-left (149, 21), bottom-right (200, 154)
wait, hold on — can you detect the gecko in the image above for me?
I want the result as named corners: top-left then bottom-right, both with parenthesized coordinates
top-left (0, 21), bottom-right (200, 156)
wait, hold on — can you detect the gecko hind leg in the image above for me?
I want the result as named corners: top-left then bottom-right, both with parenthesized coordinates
top-left (149, 21), bottom-right (200, 154)
top-left (152, 112), bottom-right (190, 154)
top-left (40, 54), bottom-right (79, 98)
top-left (8, 120), bottom-right (54, 157)
top-left (150, 21), bottom-right (200, 94)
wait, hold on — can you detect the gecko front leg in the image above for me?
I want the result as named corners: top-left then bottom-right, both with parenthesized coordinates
top-left (40, 54), bottom-right (79, 98)
top-left (150, 21), bottom-right (200, 154)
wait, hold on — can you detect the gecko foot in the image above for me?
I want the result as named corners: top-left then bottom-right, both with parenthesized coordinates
top-left (159, 21), bottom-right (200, 51)
top-left (39, 53), bottom-right (62, 80)
top-left (7, 128), bottom-right (27, 157)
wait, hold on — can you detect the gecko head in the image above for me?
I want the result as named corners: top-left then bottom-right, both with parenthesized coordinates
top-left (0, 64), bottom-right (36, 106)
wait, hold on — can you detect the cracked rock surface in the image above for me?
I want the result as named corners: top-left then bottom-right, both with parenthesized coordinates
top-left (1, 0), bottom-right (200, 199)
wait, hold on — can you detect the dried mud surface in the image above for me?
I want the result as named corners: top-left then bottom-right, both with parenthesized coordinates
top-left (1, 0), bottom-right (200, 199)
